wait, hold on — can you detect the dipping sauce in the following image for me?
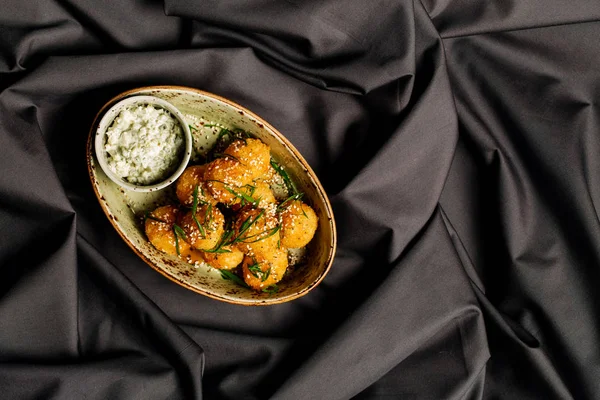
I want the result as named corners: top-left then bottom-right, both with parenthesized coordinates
top-left (104, 104), bottom-right (184, 185)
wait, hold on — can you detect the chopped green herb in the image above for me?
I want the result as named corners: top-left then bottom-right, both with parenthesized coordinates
top-left (203, 221), bottom-right (234, 253)
top-left (277, 192), bottom-right (304, 212)
top-left (220, 270), bottom-right (249, 288)
top-left (217, 127), bottom-right (231, 141)
top-left (261, 267), bottom-right (271, 282)
top-left (232, 210), bottom-right (265, 244)
top-left (247, 262), bottom-right (262, 279)
top-left (245, 184), bottom-right (257, 197)
top-left (191, 185), bottom-right (206, 237)
top-left (188, 124), bottom-right (198, 132)
top-left (262, 284), bottom-right (279, 294)
top-left (225, 186), bottom-right (257, 207)
top-left (172, 224), bottom-right (187, 256)
top-left (192, 185), bottom-right (200, 211)
top-left (238, 224), bottom-right (280, 244)
top-left (270, 159), bottom-right (298, 196)
top-left (300, 204), bottom-right (309, 219)
top-left (203, 246), bottom-right (232, 254)
top-left (205, 179), bottom-right (226, 185)
top-left (173, 224), bottom-right (187, 240)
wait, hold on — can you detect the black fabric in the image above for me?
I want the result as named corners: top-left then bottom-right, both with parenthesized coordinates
top-left (1, 0), bottom-right (599, 398)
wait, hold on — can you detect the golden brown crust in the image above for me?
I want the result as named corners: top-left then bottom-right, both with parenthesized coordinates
top-left (233, 206), bottom-right (280, 257)
top-left (144, 135), bottom-right (319, 291)
top-left (175, 165), bottom-right (216, 207)
top-left (224, 138), bottom-right (271, 181)
top-left (280, 200), bottom-right (318, 248)
top-left (145, 205), bottom-right (190, 256)
top-left (202, 246), bottom-right (244, 270)
top-left (241, 248), bottom-right (288, 290)
top-left (179, 205), bottom-right (225, 251)
top-left (204, 157), bottom-right (253, 204)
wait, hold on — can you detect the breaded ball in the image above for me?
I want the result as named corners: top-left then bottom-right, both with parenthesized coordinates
top-left (145, 205), bottom-right (190, 256)
top-left (241, 248), bottom-right (288, 290)
top-left (224, 138), bottom-right (271, 180)
top-left (202, 246), bottom-right (244, 270)
top-left (179, 204), bottom-right (225, 251)
top-left (280, 200), bottom-right (318, 248)
top-left (175, 165), bottom-right (216, 207)
top-left (233, 206), bottom-right (280, 257)
top-left (204, 157), bottom-right (253, 204)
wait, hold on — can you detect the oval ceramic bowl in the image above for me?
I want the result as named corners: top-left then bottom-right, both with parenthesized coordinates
top-left (87, 86), bottom-right (337, 305)
top-left (95, 95), bottom-right (193, 192)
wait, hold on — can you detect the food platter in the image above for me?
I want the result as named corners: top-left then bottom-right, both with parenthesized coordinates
top-left (87, 86), bottom-right (336, 305)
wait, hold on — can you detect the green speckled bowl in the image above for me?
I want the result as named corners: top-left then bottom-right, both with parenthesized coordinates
top-left (87, 86), bottom-right (337, 305)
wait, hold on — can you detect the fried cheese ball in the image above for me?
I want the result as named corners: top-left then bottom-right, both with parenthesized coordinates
top-left (202, 246), bottom-right (244, 270)
top-left (145, 205), bottom-right (190, 256)
top-left (204, 157), bottom-right (253, 204)
top-left (175, 165), bottom-right (216, 207)
top-left (233, 206), bottom-right (280, 257)
top-left (280, 200), bottom-right (318, 248)
top-left (179, 204), bottom-right (225, 251)
top-left (224, 138), bottom-right (271, 180)
top-left (241, 248), bottom-right (288, 290)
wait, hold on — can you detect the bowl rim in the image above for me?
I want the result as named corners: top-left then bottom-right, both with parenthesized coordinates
top-left (87, 85), bottom-right (337, 305)
top-left (94, 95), bottom-right (193, 192)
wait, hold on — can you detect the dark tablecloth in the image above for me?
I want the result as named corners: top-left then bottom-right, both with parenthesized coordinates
top-left (2, 1), bottom-right (600, 399)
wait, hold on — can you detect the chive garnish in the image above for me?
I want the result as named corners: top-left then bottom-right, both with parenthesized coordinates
top-left (245, 184), bottom-right (257, 197)
top-left (173, 224), bottom-right (187, 240)
top-left (205, 179), bottom-right (227, 185)
top-left (173, 227), bottom-right (180, 255)
top-left (172, 224), bottom-right (187, 256)
top-left (204, 209), bottom-right (266, 253)
top-left (262, 284), bottom-right (279, 294)
top-left (271, 159), bottom-right (298, 196)
top-left (237, 224), bottom-right (280, 244)
top-left (217, 127), bottom-right (230, 141)
top-left (225, 186), bottom-right (257, 206)
top-left (277, 192), bottom-right (304, 212)
top-left (261, 267), bottom-right (271, 282)
top-left (191, 185), bottom-right (206, 237)
top-left (220, 270), bottom-right (249, 288)
top-left (248, 261), bottom-right (262, 279)
top-left (232, 210), bottom-right (265, 244)
top-left (205, 180), bottom-right (257, 206)
top-left (300, 204), bottom-right (309, 219)
top-left (203, 222), bottom-right (234, 253)
top-left (189, 124), bottom-right (198, 132)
